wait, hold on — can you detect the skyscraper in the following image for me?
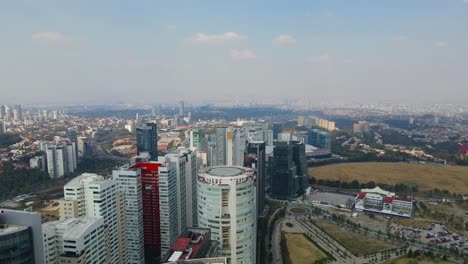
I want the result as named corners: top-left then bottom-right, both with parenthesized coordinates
top-left (245, 141), bottom-right (266, 215)
top-left (130, 161), bottom-right (179, 263)
top-left (179, 101), bottom-right (184, 116)
top-left (0, 209), bottom-right (44, 264)
top-left (212, 127), bottom-right (245, 166)
top-left (270, 141), bottom-right (297, 199)
top-left (197, 166), bottom-right (257, 264)
top-left (12, 105), bottom-right (22, 122)
top-left (61, 173), bottom-right (128, 263)
top-left (292, 141), bottom-right (308, 195)
top-left (272, 123), bottom-right (283, 140)
top-left (46, 142), bottom-right (77, 179)
top-left (113, 166), bottom-right (145, 264)
top-left (0, 120), bottom-right (5, 134)
top-left (152, 104), bottom-right (161, 116)
top-left (136, 122), bottom-right (158, 161)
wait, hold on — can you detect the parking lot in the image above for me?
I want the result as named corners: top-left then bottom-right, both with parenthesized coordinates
top-left (391, 223), bottom-right (468, 253)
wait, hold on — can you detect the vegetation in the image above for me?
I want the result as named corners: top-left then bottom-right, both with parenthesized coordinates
top-left (309, 162), bottom-right (468, 194)
top-left (76, 158), bottom-right (123, 176)
top-left (283, 233), bottom-right (329, 264)
top-left (290, 207), bottom-right (306, 214)
top-left (0, 162), bottom-right (53, 201)
top-left (315, 219), bottom-right (395, 257)
top-left (0, 133), bottom-right (22, 148)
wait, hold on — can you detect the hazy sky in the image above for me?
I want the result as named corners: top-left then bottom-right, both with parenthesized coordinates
top-left (1, 0), bottom-right (467, 105)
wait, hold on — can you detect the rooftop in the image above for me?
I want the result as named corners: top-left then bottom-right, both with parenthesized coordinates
top-left (0, 224), bottom-right (28, 236)
top-left (205, 166), bottom-right (246, 177)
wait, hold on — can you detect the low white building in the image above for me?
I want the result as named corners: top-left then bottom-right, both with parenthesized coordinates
top-left (42, 217), bottom-right (107, 264)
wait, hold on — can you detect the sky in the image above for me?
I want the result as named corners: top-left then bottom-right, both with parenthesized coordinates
top-left (1, 0), bottom-right (467, 105)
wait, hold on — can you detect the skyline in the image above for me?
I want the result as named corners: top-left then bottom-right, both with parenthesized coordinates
top-left (1, 0), bottom-right (468, 105)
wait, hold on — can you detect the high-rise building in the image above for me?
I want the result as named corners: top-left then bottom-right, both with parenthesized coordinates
top-left (61, 173), bottom-right (127, 264)
top-left (307, 129), bottom-right (331, 150)
top-left (4, 105), bottom-right (11, 122)
top-left (197, 166), bottom-right (256, 264)
top-left (179, 101), bottom-right (184, 116)
top-left (292, 141), bottom-right (308, 195)
top-left (152, 104), bottom-right (161, 116)
top-left (270, 142), bottom-right (297, 200)
top-left (244, 141), bottom-right (266, 215)
top-left (46, 142), bottom-right (77, 179)
top-left (113, 166), bottom-right (145, 264)
top-left (212, 127), bottom-right (245, 166)
top-left (130, 161), bottom-right (178, 263)
top-left (190, 128), bottom-right (206, 150)
top-left (0, 105), bottom-right (5, 119)
top-left (42, 217), bottom-right (107, 264)
top-left (137, 122), bottom-right (158, 161)
top-left (0, 209), bottom-right (44, 264)
top-left (0, 120), bottom-right (5, 134)
top-left (165, 148), bottom-right (198, 229)
top-left (272, 123), bottom-right (283, 140)
top-left (12, 105), bottom-right (22, 122)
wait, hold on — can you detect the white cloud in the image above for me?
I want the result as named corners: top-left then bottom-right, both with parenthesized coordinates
top-left (273, 35), bottom-right (297, 44)
top-left (191, 32), bottom-right (246, 43)
top-left (434, 41), bottom-right (448, 48)
top-left (230, 49), bottom-right (256, 61)
top-left (31, 32), bottom-right (69, 44)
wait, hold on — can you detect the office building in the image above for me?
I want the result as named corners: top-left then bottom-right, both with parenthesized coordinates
top-left (179, 101), bottom-right (185, 116)
top-left (113, 166), bottom-right (145, 264)
top-left (42, 217), bottom-right (107, 264)
top-left (4, 105), bottom-right (11, 122)
top-left (137, 122), bottom-right (158, 161)
top-left (130, 161), bottom-right (179, 263)
top-left (292, 141), bottom-right (308, 194)
top-left (13, 105), bottom-right (22, 122)
top-left (269, 142), bottom-right (297, 200)
top-left (0, 209), bottom-right (44, 264)
top-left (190, 128), bottom-right (206, 151)
top-left (197, 166), bottom-right (256, 264)
top-left (163, 228), bottom-right (218, 263)
top-left (307, 129), bottom-right (331, 150)
top-left (244, 141), bottom-right (266, 215)
top-left (152, 104), bottom-right (161, 116)
top-left (0, 105), bottom-right (5, 119)
top-left (0, 120), bottom-right (5, 134)
top-left (212, 127), bottom-right (245, 167)
top-left (272, 123), bottom-right (283, 140)
top-left (277, 133), bottom-right (291, 142)
top-left (354, 187), bottom-right (413, 218)
top-left (61, 173), bottom-right (128, 263)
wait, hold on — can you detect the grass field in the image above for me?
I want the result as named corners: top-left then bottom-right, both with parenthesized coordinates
top-left (384, 257), bottom-right (454, 264)
top-left (284, 233), bottom-right (328, 264)
top-left (309, 162), bottom-right (468, 194)
top-left (316, 220), bottom-right (395, 256)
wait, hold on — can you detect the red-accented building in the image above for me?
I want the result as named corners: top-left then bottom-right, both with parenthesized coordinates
top-left (131, 162), bottom-right (163, 264)
top-left (163, 228), bottom-right (218, 263)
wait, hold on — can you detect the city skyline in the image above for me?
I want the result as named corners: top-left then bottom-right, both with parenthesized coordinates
top-left (1, 0), bottom-right (468, 105)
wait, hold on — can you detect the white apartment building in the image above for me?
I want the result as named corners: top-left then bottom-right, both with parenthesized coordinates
top-left (61, 173), bottom-right (127, 263)
top-left (42, 216), bottom-right (107, 264)
top-left (157, 162), bottom-right (180, 258)
top-left (197, 166), bottom-right (257, 264)
top-left (113, 166), bottom-right (145, 264)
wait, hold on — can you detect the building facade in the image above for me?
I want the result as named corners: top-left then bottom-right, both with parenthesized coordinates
top-left (269, 142), bottom-right (297, 200)
top-left (113, 166), bottom-right (145, 264)
top-left (137, 122), bottom-right (158, 161)
top-left (197, 166), bottom-right (256, 264)
top-left (61, 173), bottom-right (127, 263)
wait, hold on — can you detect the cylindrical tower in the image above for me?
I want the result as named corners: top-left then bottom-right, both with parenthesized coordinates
top-left (197, 166), bottom-right (256, 264)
